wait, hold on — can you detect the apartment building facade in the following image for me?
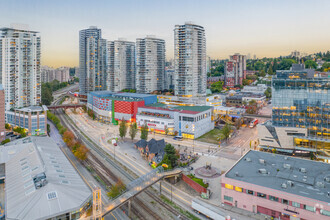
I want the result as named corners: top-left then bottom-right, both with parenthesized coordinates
top-left (136, 36), bottom-right (165, 93)
top-left (0, 26), bottom-right (41, 111)
top-left (0, 85), bottom-right (5, 142)
top-left (174, 22), bottom-right (206, 97)
top-left (79, 26), bottom-right (107, 95)
top-left (225, 53), bottom-right (247, 87)
top-left (108, 39), bottom-right (135, 92)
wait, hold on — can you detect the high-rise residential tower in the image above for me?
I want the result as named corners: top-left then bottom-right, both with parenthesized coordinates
top-left (0, 84), bottom-right (5, 142)
top-left (224, 53), bottom-right (246, 87)
top-left (136, 36), bottom-right (165, 93)
top-left (0, 26), bottom-right (41, 111)
top-left (79, 26), bottom-right (107, 95)
top-left (174, 22), bottom-right (206, 97)
top-left (108, 39), bottom-right (135, 92)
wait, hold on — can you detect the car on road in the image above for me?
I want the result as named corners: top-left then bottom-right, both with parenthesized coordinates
top-left (173, 136), bottom-right (183, 141)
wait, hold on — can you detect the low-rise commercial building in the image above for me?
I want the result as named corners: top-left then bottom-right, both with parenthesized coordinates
top-left (158, 94), bottom-right (224, 110)
top-left (221, 150), bottom-right (330, 220)
top-left (0, 136), bottom-right (92, 220)
top-left (136, 104), bottom-right (214, 139)
top-left (87, 91), bottom-right (157, 124)
top-left (241, 84), bottom-right (267, 95)
top-left (5, 106), bottom-right (47, 136)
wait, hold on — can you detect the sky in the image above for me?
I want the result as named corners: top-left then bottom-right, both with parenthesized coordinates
top-left (1, 0), bottom-right (330, 67)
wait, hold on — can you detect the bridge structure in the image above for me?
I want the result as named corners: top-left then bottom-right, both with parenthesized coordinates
top-left (47, 104), bottom-right (85, 110)
top-left (102, 167), bottom-right (182, 218)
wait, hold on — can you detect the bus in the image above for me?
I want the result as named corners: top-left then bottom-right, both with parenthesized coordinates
top-left (249, 119), bottom-right (258, 128)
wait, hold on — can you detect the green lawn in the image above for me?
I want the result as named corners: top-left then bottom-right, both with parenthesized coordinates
top-left (197, 128), bottom-right (222, 144)
top-left (187, 174), bottom-right (208, 188)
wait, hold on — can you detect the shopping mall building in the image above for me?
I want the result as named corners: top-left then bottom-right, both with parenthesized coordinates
top-left (87, 91), bottom-right (157, 124)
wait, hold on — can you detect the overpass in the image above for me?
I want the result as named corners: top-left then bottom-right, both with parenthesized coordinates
top-left (102, 167), bottom-right (182, 217)
top-left (47, 104), bottom-right (85, 110)
top-left (243, 114), bottom-right (271, 119)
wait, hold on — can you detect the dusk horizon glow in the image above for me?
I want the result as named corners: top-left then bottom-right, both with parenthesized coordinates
top-left (1, 0), bottom-right (330, 67)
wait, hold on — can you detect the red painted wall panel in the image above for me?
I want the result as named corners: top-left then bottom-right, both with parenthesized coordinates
top-left (182, 174), bottom-right (207, 194)
top-left (114, 100), bottom-right (134, 114)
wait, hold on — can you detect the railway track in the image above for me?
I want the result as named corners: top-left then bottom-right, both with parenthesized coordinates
top-left (86, 153), bottom-right (162, 219)
top-left (52, 95), bottom-right (191, 220)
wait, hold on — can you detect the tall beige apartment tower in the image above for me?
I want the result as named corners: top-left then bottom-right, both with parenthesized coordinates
top-left (0, 84), bottom-right (5, 142)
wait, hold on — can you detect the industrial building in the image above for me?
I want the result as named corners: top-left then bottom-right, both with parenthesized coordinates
top-left (87, 91), bottom-right (157, 124)
top-left (136, 103), bottom-right (214, 139)
top-left (221, 150), bottom-right (330, 220)
top-left (5, 105), bottom-right (47, 136)
top-left (0, 136), bottom-right (92, 220)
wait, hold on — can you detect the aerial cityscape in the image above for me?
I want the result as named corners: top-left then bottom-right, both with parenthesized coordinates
top-left (0, 0), bottom-right (329, 220)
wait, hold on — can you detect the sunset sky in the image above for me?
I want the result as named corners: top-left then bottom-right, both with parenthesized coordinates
top-left (1, 0), bottom-right (330, 68)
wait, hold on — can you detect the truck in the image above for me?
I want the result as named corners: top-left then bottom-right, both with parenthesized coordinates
top-left (191, 198), bottom-right (229, 220)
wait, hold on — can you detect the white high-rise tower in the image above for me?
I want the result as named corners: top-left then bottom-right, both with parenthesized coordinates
top-left (174, 22), bottom-right (206, 97)
top-left (79, 26), bottom-right (107, 95)
top-left (136, 36), bottom-right (165, 93)
top-left (107, 39), bottom-right (135, 92)
top-left (0, 26), bottom-right (41, 110)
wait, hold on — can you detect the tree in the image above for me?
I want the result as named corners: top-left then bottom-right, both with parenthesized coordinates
top-left (304, 60), bottom-right (317, 69)
top-left (278, 59), bottom-right (296, 70)
top-left (165, 144), bottom-right (178, 168)
top-left (164, 126), bottom-right (169, 136)
top-left (218, 123), bottom-right (232, 142)
top-left (1, 139), bottom-right (10, 145)
top-left (63, 130), bottom-right (75, 143)
top-left (246, 99), bottom-right (258, 114)
top-left (119, 119), bottom-right (127, 140)
top-left (210, 81), bottom-right (223, 93)
top-left (140, 124), bottom-right (149, 140)
top-left (129, 122), bottom-right (137, 141)
top-left (107, 179), bottom-right (126, 199)
top-left (74, 144), bottom-right (89, 161)
top-left (264, 87), bottom-right (272, 98)
top-left (5, 123), bottom-right (10, 130)
top-left (41, 84), bottom-right (53, 105)
top-left (267, 66), bottom-right (274, 75)
top-left (259, 70), bottom-right (266, 77)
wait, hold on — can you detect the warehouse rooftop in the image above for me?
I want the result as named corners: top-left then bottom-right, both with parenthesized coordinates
top-left (225, 150), bottom-right (330, 203)
top-left (1, 136), bottom-right (92, 220)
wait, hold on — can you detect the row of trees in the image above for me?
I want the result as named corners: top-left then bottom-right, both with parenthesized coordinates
top-left (118, 119), bottom-right (150, 141)
top-left (47, 111), bottom-right (67, 135)
top-left (62, 130), bottom-right (89, 161)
